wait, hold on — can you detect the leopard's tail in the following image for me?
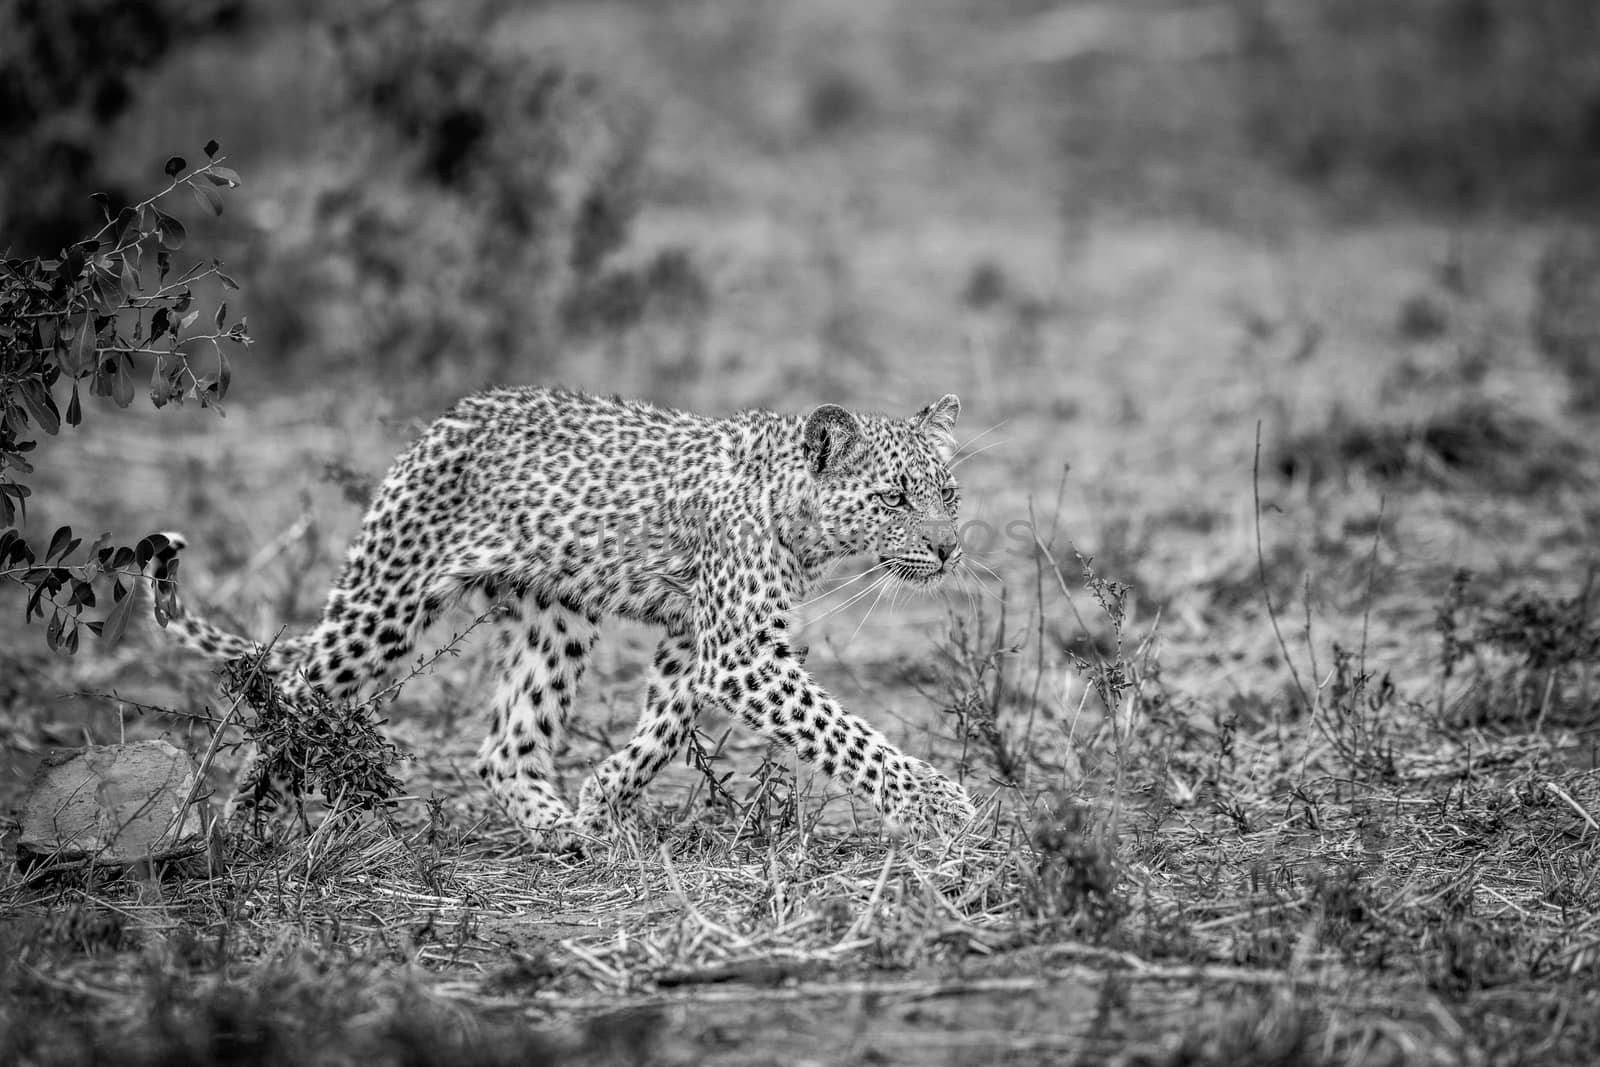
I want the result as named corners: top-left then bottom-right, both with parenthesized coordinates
top-left (148, 533), bottom-right (302, 674)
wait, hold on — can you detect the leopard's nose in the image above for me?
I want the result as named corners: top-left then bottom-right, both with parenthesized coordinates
top-left (935, 537), bottom-right (959, 564)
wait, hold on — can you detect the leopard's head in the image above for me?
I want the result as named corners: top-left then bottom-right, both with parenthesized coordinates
top-left (798, 394), bottom-right (963, 584)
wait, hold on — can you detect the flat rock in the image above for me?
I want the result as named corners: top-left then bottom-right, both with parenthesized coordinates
top-left (16, 740), bottom-right (209, 867)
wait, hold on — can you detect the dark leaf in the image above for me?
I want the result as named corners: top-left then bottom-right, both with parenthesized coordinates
top-left (18, 380), bottom-right (60, 436)
top-left (151, 354), bottom-right (172, 408)
top-left (155, 211), bottom-right (186, 251)
top-left (217, 270), bottom-right (238, 290)
top-left (214, 302), bottom-right (227, 331)
top-left (150, 306), bottom-right (171, 340)
top-left (0, 483), bottom-right (28, 526)
top-left (89, 191), bottom-right (112, 221)
top-left (68, 315), bottom-right (100, 377)
top-left (204, 139), bottom-right (220, 159)
top-left (46, 525), bottom-right (72, 564)
top-left (102, 582), bottom-right (136, 647)
top-left (216, 349), bottom-right (231, 399)
top-left (203, 166), bottom-right (241, 188)
top-left (158, 249), bottom-right (171, 281)
top-left (25, 582), bottom-right (46, 622)
top-left (165, 156), bottom-right (186, 178)
top-left (66, 384), bottom-right (82, 427)
top-left (91, 359), bottom-right (114, 399)
top-left (112, 353), bottom-right (135, 408)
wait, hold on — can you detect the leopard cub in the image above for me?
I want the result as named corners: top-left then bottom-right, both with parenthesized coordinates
top-left (158, 387), bottom-right (977, 841)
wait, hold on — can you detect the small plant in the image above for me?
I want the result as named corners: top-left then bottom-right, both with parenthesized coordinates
top-left (1063, 549), bottom-right (1134, 717)
top-left (1022, 792), bottom-right (1124, 937)
top-left (939, 598), bottom-right (1028, 786)
top-left (1437, 570), bottom-right (1600, 723)
top-left (220, 654), bottom-right (405, 829)
top-left (1317, 643), bottom-right (1399, 781)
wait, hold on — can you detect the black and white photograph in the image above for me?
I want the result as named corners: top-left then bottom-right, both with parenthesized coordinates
top-left (3, 1), bottom-right (1598, 1063)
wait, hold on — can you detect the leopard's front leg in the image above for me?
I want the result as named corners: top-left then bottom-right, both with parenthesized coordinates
top-left (697, 635), bottom-right (974, 837)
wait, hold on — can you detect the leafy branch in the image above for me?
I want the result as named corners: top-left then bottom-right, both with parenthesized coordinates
top-left (0, 142), bottom-right (248, 653)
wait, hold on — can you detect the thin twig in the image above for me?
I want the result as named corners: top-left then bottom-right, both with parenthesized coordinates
top-left (1253, 421), bottom-right (1309, 740)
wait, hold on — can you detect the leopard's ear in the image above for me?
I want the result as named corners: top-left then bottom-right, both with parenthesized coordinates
top-left (910, 394), bottom-right (960, 439)
top-left (803, 403), bottom-right (864, 475)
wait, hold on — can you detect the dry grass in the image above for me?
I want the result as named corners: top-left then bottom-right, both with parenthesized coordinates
top-left (6, 524), bottom-right (1599, 1063)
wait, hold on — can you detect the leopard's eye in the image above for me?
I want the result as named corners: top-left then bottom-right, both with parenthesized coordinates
top-left (939, 486), bottom-right (958, 507)
top-left (874, 490), bottom-right (909, 510)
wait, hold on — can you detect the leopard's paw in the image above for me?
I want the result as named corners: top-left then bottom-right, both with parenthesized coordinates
top-left (569, 777), bottom-right (645, 849)
top-left (882, 758), bottom-right (977, 840)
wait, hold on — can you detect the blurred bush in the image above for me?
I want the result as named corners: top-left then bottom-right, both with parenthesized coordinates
top-left (0, 0), bottom-right (245, 255)
top-left (1238, 0), bottom-right (1600, 209)
top-left (1532, 228), bottom-right (1600, 411)
top-left (4, 0), bottom-right (710, 385)
top-left (242, 2), bottom-right (658, 379)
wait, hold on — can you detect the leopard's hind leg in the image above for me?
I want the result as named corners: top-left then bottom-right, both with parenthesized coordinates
top-left (474, 593), bottom-right (601, 835)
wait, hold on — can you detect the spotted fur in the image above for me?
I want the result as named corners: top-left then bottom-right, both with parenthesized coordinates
top-left (159, 387), bottom-right (976, 841)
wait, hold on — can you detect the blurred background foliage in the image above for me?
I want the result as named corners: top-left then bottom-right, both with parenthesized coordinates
top-left (3, 0), bottom-right (672, 386)
top-left (5, 0), bottom-right (1598, 394)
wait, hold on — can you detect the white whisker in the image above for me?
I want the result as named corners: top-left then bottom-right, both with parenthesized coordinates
top-left (951, 418), bottom-right (1010, 462)
top-left (845, 575), bottom-right (895, 646)
top-left (818, 559), bottom-right (892, 587)
top-left (797, 560), bottom-right (893, 611)
top-left (961, 554), bottom-right (1005, 586)
top-left (806, 574), bottom-right (891, 627)
top-left (949, 438), bottom-right (1010, 470)
top-left (949, 569), bottom-right (985, 609)
top-left (956, 560), bottom-right (1006, 603)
